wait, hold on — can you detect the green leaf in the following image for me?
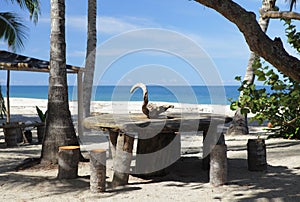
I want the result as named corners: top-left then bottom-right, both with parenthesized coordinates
top-left (36, 106), bottom-right (47, 122)
top-left (235, 76), bottom-right (241, 81)
top-left (257, 75), bottom-right (266, 81)
top-left (230, 102), bottom-right (238, 111)
top-left (0, 12), bottom-right (28, 51)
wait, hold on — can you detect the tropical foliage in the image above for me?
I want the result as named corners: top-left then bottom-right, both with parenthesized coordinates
top-left (36, 106), bottom-right (47, 122)
top-left (230, 20), bottom-right (300, 139)
top-left (0, 12), bottom-right (28, 51)
top-left (0, 0), bottom-right (40, 51)
top-left (7, 0), bottom-right (40, 23)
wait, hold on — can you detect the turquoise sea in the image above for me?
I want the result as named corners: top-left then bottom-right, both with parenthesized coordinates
top-left (0, 85), bottom-right (268, 105)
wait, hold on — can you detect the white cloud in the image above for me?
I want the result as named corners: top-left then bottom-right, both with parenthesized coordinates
top-left (68, 50), bottom-right (86, 57)
top-left (63, 15), bottom-right (250, 60)
top-left (65, 15), bottom-right (159, 35)
top-left (184, 32), bottom-right (250, 59)
top-left (92, 28), bottom-right (217, 60)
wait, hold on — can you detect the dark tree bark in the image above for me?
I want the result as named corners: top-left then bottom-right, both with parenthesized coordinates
top-left (194, 0), bottom-right (300, 82)
top-left (41, 0), bottom-right (80, 164)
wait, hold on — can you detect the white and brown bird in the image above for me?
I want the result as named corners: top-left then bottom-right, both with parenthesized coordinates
top-left (130, 83), bottom-right (174, 119)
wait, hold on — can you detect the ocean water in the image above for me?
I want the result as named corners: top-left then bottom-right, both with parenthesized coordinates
top-left (1, 85), bottom-right (246, 104)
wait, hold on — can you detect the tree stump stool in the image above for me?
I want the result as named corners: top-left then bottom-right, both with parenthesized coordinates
top-left (58, 146), bottom-right (80, 179)
top-left (247, 139), bottom-right (267, 171)
top-left (90, 149), bottom-right (106, 193)
top-left (3, 122), bottom-right (23, 147)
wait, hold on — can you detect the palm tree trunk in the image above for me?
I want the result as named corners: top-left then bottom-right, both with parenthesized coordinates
top-left (83, 0), bottom-right (97, 118)
top-left (41, 0), bottom-right (79, 164)
top-left (227, 0), bottom-right (276, 135)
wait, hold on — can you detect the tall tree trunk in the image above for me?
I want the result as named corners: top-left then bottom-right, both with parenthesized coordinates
top-left (41, 0), bottom-right (79, 164)
top-left (83, 0), bottom-right (97, 118)
top-left (227, 0), bottom-right (276, 135)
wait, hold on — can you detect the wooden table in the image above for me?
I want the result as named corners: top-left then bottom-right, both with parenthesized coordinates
top-left (83, 113), bottom-right (232, 187)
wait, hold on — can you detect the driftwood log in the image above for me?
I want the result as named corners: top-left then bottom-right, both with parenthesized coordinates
top-left (90, 149), bottom-right (106, 192)
top-left (130, 83), bottom-right (174, 118)
top-left (57, 146), bottom-right (80, 179)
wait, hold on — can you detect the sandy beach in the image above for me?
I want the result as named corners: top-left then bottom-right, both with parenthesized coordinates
top-left (1, 98), bottom-right (300, 201)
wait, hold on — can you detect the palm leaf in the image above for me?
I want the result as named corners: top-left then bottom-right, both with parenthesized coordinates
top-left (0, 12), bottom-right (28, 51)
top-left (36, 106), bottom-right (47, 122)
top-left (6, 0), bottom-right (41, 23)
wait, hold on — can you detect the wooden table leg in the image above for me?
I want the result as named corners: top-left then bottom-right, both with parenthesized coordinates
top-left (109, 130), bottom-right (118, 159)
top-left (112, 131), bottom-right (134, 187)
top-left (202, 129), bottom-right (210, 170)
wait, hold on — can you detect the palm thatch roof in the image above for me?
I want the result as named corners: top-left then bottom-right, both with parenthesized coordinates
top-left (0, 50), bottom-right (81, 73)
top-left (0, 50), bottom-right (84, 127)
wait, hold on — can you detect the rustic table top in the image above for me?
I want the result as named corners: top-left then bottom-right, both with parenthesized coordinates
top-left (83, 113), bottom-right (232, 133)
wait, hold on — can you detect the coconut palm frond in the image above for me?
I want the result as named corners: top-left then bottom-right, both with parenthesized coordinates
top-left (0, 12), bottom-right (28, 51)
top-left (6, 0), bottom-right (41, 23)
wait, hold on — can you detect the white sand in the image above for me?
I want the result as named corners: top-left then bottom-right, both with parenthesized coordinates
top-left (1, 98), bottom-right (300, 201)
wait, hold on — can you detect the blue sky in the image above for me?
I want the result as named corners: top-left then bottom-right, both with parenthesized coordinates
top-left (0, 0), bottom-right (299, 86)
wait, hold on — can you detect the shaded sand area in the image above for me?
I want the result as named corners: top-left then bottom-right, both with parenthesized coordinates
top-left (0, 98), bottom-right (300, 201)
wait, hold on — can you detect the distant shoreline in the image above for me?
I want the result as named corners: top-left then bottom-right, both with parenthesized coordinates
top-left (1, 85), bottom-right (249, 104)
top-left (5, 97), bottom-right (235, 117)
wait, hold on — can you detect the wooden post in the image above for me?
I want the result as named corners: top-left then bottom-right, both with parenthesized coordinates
top-left (202, 129), bottom-right (210, 170)
top-left (209, 144), bottom-right (227, 186)
top-left (247, 139), bottom-right (267, 171)
top-left (58, 146), bottom-right (80, 179)
top-left (90, 149), bottom-right (106, 193)
top-left (112, 132), bottom-right (134, 187)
